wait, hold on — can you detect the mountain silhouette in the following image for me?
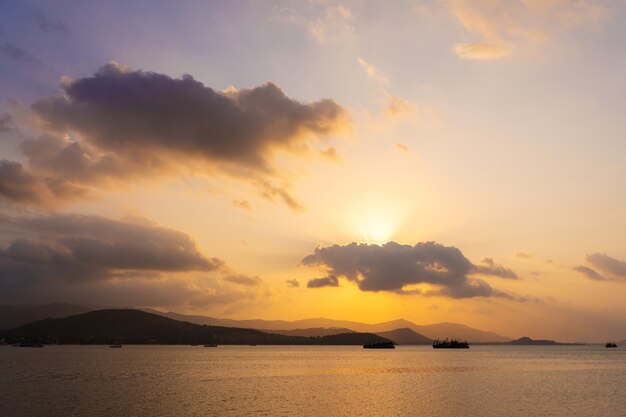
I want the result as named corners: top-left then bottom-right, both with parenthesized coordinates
top-left (0, 309), bottom-right (391, 345)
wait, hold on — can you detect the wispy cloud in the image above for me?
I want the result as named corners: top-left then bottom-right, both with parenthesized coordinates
top-left (357, 57), bottom-right (388, 84)
top-left (448, 0), bottom-right (608, 60)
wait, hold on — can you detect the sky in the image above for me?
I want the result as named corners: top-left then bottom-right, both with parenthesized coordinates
top-left (1, 0), bottom-right (626, 342)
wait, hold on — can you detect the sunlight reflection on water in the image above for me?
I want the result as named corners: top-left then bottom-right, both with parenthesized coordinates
top-left (1, 345), bottom-right (625, 416)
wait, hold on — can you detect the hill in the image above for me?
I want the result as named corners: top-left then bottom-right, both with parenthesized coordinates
top-left (0, 309), bottom-right (391, 346)
top-left (147, 311), bottom-right (511, 343)
top-left (268, 328), bottom-right (355, 337)
top-left (415, 322), bottom-right (511, 343)
top-left (375, 328), bottom-right (432, 345)
top-left (0, 303), bottom-right (92, 330)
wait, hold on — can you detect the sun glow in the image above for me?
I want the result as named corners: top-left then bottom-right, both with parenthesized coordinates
top-left (354, 212), bottom-right (397, 244)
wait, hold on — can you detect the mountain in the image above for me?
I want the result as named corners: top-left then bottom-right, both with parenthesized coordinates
top-left (415, 322), bottom-right (511, 343)
top-left (375, 328), bottom-right (432, 345)
top-left (0, 303), bottom-right (92, 330)
top-left (477, 336), bottom-right (585, 346)
top-left (506, 336), bottom-right (559, 345)
top-left (268, 328), bottom-right (355, 337)
top-left (146, 310), bottom-right (511, 343)
top-left (0, 309), bottom-right (391, 346)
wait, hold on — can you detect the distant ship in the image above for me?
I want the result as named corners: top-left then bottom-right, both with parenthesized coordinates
top-left (17, 342), bottom-right (44, 348)
top-left (432, 339), bottom-right (469, 349)
top-left (605, 342), bottom-right (618, 348)
top-left (109, 344), bottom-right (122, 348)
top-left (204, 344), bottom-right (218, 347)
top-left (363, 341), bottom-right (395, 349)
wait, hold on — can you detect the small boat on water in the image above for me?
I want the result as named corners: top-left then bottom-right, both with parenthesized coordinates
top-left (605, 342), bottom-right (618, 348)
top-left (18, 342), bottom-right (44, 348)
top-left (432, 339), bottom-right (469, 349)
top-left (203, 344), bottom-right (218, 347)
top-left (109, 344), bottom-right (122, 348)
top-left (363, 341), bottom-right (395, 349)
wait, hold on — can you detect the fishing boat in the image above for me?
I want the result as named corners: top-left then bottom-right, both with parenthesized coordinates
top-left (109, 344), bottom-right (122, 348)
top-left (363, 341), bottom-right (395, 349)
top-left (432, 338), bottom-right (469, 349)
top-left (605, 342), bottom-right (618, 348)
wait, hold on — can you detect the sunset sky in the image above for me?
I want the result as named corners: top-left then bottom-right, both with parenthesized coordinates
top-left (1, 0), bottom-right (626, 342)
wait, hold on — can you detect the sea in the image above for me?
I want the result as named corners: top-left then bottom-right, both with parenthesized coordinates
top-left (1, 345), bottom-right (625, 416)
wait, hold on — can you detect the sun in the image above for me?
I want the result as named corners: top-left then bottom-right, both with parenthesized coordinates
top-left (355, 213), bottom-right (397, 245)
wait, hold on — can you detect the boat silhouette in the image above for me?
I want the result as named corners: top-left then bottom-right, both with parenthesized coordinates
top-left (432, 338), bottom-right (469, 349)
top-left (363, 341), bottom-right (395, 349)
top-left (605, 342), bottom-right (618, 348)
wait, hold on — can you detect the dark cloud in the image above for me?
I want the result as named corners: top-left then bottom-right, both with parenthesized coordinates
top-left (301, 241), bottom-right (518, 298)
top-left (475, 258), bottom-right (519, 279)
top-left (573, 265), bottom-right (604, 281)
top-left (0, 113), bottom-right (12, 133)
top-left (1, 63), bottom-right (347, 208)
top-left (307, 275), bottom-right (339, 288)
top-left (0, 42), bottom-right (42, 67)
top-left (32, 62), bottom-right (346, 170)
top-left (0, 160), bottom-right (87, 205)
top-left (286, 279), bottom-right (300, 287)
top-left (34, 13), bottom-right (69, 35)
top-left (583, 253), bottom-right (626, 280)
top-left (224, 274), bottom-right (262, 286)
top-left (0, 213), bottom-right (265, 308)
top-left (0, 213), bottom-right (221, 278)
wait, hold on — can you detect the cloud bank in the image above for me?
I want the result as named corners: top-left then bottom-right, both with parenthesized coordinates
top-left (575, 253), bottom-right (626, 282)
top-left (0, 213), bottom-right (261, 308)
top-left (302, 241), bottom-right (519, 298)
top-left (0, 63), bottom-right (348, 209)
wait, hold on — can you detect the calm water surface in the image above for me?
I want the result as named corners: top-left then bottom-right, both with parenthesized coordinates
top-left (1, 345), bottom-right (625, 416)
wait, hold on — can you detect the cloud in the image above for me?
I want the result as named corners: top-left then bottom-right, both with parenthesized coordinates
top-left (395, 143), bottom-right (410, 154)
top-left (385, 95), bottom-right (415, 118)
top-left (33, 13), bottom-right (69, 36)
top-left (0, 160), bottom-right (87, 205)
top-left (302, 241), bottom-right (518, 298)
top-left (0, 113), bottom-right (12, 133)
top-left (0, 212), bottom-right (264, 308)
top-left (574, 253), bottom-right (626, 282)
top-left (1, 63), bottom-right (348, 208)
top-left (286, 279), bottom-right (300, 288)
top-left (0, 213), bottom-right (220, 276)
top-left (270, 3), bottom-right (354, 44)
top-left (307, 275), bottom-right (339, 288)
top-left (319, 146), bottom-right (339, 161)
top-left (516, 252), bottom-right (532, 259)
top-left (573, 265), bottom-right (604, 281)
top-left (233, 200), bottom-right (252, 211)
top-left (475, 258), bottom-right (519, 279)
top-left (453, 42), bottom-right (511, 60)
top-left (0, 42), bottom-right (42, 67)
top-left (357, 57), bottom-right (388, 84)
top-left (33, 63), bottom-right (346, 171)
top-left (224, 274), bottom-right (263, 286)
top-left (448, 0), bottom-right (608, 60)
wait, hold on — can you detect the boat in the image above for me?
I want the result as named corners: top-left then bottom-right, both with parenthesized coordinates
top-left (432, 339), bottom-right (469, 349)
top-left (203, 344), bottom-right (218, 347)
top-left (18, 342), bottom-right (44, 348)
top-left (605, 342), bottom-right (618, 348)
top-left (109, 344), bottom-right (122, 348)
top-left (363, 341), bottom-right (395, 349)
